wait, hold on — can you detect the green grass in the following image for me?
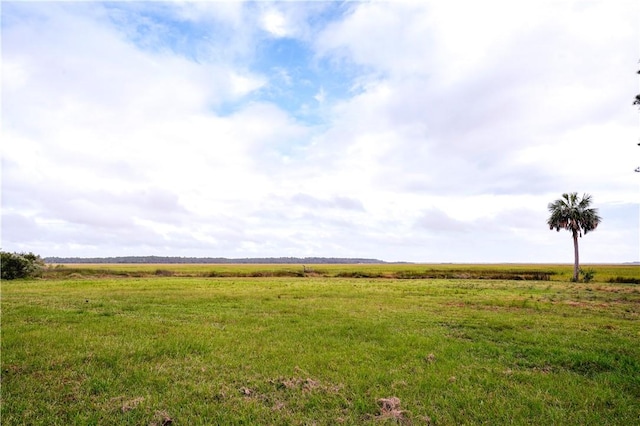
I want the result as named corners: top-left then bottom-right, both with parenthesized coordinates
top-left (42, 262), bottom-right (639, 283)
top-left (2, 274), bottom-right (639, 425)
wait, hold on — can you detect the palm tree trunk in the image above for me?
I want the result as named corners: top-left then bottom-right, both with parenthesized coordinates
top-left (572, 230), bottom-right (579, 282)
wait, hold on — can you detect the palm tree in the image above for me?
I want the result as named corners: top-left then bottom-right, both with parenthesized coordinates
top-left (547, 193), bottom-right (601, 281)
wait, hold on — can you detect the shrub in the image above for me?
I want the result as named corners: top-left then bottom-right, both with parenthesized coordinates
top-left (608, 276), bottom-right (640, 285)
top-left (1, 251), bottom-right (45, 280)
top-left (580, 268), bottom-right (596, 283)
top-left (154, 269), bottom-right (175, 277)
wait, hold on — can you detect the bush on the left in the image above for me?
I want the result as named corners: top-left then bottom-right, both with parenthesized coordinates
top-left (1, 251), bottom-right (45, 280)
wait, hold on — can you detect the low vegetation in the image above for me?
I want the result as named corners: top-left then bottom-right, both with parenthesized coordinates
top-left (2, 267), bottom-right (639, 425)
top-left (41, 262), bottom-right (639, 284)
top-left (0, 251), bottom-right (45, 280)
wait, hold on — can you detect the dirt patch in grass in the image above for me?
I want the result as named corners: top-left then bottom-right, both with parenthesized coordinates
top-left (269, 376), bottom-right (343, 394)
top-left (375, 397), bottom-right (410, 423)
top-left (110, 395), bottom-right (145, 413)
top-left (149, 410), bottom-right (173, 426)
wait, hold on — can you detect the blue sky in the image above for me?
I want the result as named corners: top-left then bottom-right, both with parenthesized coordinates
top-left (2, 1), bottom-right (639, 262)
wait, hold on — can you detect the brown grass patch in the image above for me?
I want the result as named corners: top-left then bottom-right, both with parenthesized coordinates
top-left (149, 410), bottom-right (172, 426)
top-left (376, 397), bottom-right (410, 423)
top-left (271, 376), bottom-right (341, 394)
top-left (121, 396), bottom-right (144, 412)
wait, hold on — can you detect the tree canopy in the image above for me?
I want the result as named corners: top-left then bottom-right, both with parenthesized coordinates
top-left (1, 251), bottom-right (45, 280)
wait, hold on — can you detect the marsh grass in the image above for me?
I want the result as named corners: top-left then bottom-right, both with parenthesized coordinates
top-left (42, 263), bottom-right (639, 283)
top-left (2, 276), bottom-right (639, 425)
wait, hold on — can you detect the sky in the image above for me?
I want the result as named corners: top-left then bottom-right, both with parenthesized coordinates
top-left (2, 0), bottom-right (639, 263)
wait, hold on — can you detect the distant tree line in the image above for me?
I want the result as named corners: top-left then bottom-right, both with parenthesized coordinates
top-left (44, 256), bottom-right (387, 265)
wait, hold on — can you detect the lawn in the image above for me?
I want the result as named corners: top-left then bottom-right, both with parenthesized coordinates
top-left (2, 271), bottom-right (639, 425)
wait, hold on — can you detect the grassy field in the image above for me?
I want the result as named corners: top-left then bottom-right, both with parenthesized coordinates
top-left (42, 262), bottom-right (640, 283)
top-left (2, 266), bottom-right (639, 425)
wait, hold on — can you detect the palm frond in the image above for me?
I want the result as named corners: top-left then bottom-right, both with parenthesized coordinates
top-left (546, 192), bottom-right (601, 236)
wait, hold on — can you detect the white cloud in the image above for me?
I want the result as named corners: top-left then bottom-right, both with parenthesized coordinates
top-left (1, 1), bottom-right (638, 263)
top-left (261, 9), bottom-right (289, 37)
top-left (315, 1), bottom-right (431, 77)
top-left (313, 87), bottom-right (326, 104)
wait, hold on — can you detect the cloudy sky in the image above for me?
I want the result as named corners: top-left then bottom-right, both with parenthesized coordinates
top-left (2, 1), bottom-right (639, 263)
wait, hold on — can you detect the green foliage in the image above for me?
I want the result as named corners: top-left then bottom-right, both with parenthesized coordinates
top-left (547, 192), bottom-right (601, 237)
top-left (1, 251), bottom-right (44, 280)
top-left (580, 268), bottom-right (596, 283)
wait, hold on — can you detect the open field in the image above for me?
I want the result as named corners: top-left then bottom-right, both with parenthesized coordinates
top-left (42, 263), bottom-right (640, 283)
top-left (2, 268), bottom-right (639, 424)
